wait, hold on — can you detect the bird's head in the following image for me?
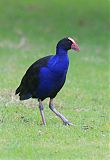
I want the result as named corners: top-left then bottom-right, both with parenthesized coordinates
top-left (56, 37), bottom-right (80, 52)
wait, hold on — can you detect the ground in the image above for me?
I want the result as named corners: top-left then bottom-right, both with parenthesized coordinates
top-left (0, 0), bottom-right (109, 160)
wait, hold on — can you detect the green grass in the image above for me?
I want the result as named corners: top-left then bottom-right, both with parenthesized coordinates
top-left (0, 0), bottom-right (109, 159)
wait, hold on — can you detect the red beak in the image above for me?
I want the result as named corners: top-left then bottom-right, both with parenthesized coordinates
top-left (71, 43), bottom-right (80, 52)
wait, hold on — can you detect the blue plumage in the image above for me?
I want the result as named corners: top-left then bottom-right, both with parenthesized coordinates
top-left (36, 52), bottom-right (69, 100)
top-left (15, 37), bottom-right (80, 125)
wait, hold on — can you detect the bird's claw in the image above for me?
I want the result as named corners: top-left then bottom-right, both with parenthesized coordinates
top-left (63, 121), bottom-right (73, 126)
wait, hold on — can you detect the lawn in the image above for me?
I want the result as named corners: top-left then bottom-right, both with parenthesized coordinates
top-left (0, 0), bottom-right (109, 159)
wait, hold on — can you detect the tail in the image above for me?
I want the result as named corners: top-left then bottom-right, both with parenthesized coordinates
top-left (15, 86), bottom-right (21, 95)
top-left (15, 85), bottom-right (32, 100)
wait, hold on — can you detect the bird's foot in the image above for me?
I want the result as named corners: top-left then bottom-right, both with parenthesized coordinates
top-left (63, 121), bottom-right (73, 126)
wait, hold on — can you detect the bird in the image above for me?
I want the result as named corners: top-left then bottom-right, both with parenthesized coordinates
top-left (15, 37), bottom-right (80, 125)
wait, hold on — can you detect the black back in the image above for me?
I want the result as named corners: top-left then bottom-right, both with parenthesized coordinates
top-left (15, 55), bottom-right (52, 100)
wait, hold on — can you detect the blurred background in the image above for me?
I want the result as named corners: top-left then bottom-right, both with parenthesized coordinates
top-left (0, 0), bottom-right (108, 88)
top-left (0, 0), bottom-right (109, 159)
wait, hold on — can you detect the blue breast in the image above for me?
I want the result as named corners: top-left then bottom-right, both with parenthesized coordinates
top-left (36, 52), bottom-right (69, 99)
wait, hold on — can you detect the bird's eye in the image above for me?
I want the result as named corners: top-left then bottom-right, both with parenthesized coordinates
top-left (68, 39), bottom-right (71, 43)
top-left (68, 40), bottom-right (72, 45)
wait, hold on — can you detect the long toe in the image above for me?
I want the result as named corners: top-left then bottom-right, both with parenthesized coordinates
top-left (63, 121), bottom-right (73, 126)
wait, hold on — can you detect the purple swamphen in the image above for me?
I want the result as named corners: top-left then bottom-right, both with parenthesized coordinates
top-left (15, 37), bottom-right (80, 125)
